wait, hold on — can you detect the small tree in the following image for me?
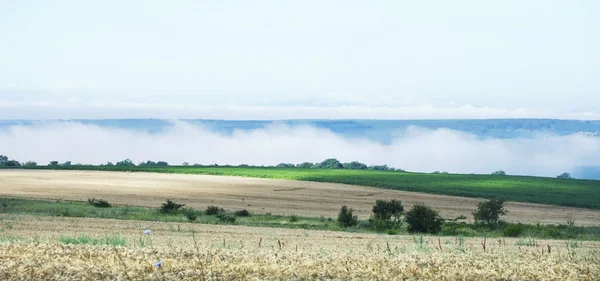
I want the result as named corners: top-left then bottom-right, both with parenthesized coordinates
top-left (49, 161), bottom-right (59, 167)
top-left (557, 172), bottom-right (572, 179)
top-left (372, 200), bottom-right (404, 223)
top-left (405, 203), bottom-right (443, 234)
top-left (159, 199), bottom-right (185, 214)
top-left (491, 170), bottom-right (506, 176)
top-left (337, 205), bottom-right (358, 227)
top-left (473, 198), bottom-right (507, 225)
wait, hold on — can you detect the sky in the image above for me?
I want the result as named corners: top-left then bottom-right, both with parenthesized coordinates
top-left (1, 1), bottom-right (599, 120)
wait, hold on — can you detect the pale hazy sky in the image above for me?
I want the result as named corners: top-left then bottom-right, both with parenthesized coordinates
top-left (1, 1), bottom-right (599, 119)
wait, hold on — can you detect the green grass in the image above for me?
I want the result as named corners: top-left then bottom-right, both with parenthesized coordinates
top-left (1, 197), bottom-right (599, 241)
top-left (12, 165), bottom-right (600, 210)
top-left (59, 234), bottom-right (126, 246)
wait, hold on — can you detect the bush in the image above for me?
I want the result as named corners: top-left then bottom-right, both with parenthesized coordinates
top-left (289, 215), bottom-right (299, 223)
top-left (205, 205), bottom-right (224, 215)
top-left (87, 198), bottom-right (111, 208)
top-left (473, 199), bottom-right (507, 225)
top-left (184, 208), bottom-right (198, 221)
top-left (160, 199), bottom-right (185, 214)
top-left (337, 205), bottom-right (358, 227)
top-left (557, 172), bottom-right (572, 179)
top-left (372, 200), bottom-right (404, 223)
top-left (491, 170), bottom-right (506, 176)
top-left (503, 224), bottom-right (525, 237)
top-left (405, 204), bottom-right (443, 234)
top-left (234, 209), bottom-right (251, 217)
top-left (216, 213), bottom-right (236, 223)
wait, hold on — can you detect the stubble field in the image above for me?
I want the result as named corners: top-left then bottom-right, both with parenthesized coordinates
top-left (1, 170), bottom-right (600, 225)
top-left (0, 214), bottom-right (599, 280)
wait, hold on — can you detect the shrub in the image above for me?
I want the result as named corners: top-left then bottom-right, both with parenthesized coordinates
top-left (372, 200), bottom-right (404, 223)
top-left (289, 215), bottom-right (299, 223)
top-left (87, 198), bottom-right (111, 208)
top-left (160, 199), bottom-right (185, 214)
top-left (216, 213), bottom-right (236, 223)
top-left (503, 224), bottom-right (525, 237)
top-left (473, 199), bottom-right (507, 225)
top-left (405, 203), bottom-right (443, 234)
top-left (337, 205), bottom-right (358, 227)
top-left (205, 205), bottom-right (224, 215)
top-left (184, 208), bottom-right (198, 221)
top-left (491, 170), bottom-right (506, 176)
top-left (234, 209), bottom-right (251, 217)
top-left (557, 172), bottom-right (572, 179)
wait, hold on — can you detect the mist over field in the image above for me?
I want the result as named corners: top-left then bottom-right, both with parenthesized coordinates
top-left (1, 120), bottom-right (599, 178)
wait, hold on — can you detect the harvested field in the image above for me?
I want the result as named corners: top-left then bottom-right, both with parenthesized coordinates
top-left (1, 170), bottom-right (600, 225)
top-left (0, 214), bottom-right (598, 280)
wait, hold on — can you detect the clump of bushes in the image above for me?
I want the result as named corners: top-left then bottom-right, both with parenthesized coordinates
top-left (337, 205), bottom-right (358, 227)
top-left (206, 205), bottom-right (224, 215)
top-left (234, 209), bottom-right (251, 217)
top-left (160, 199), bottom-right (185, 214)
top-left (88, 198), bottom-right (111, 208)
top-left (216, 213), bottom-right (236, 223)
top-left (405, 203), bottom-right (443, 234)
top-left (289, 215), bottom-right (299, 223)
top-left (184, 208), bottom-right (198, 221)
top-left (503, 223), bottom-right (525, 237)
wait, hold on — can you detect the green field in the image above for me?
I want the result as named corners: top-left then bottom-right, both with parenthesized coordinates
top-left (15, 165), bottom-right (600, 210)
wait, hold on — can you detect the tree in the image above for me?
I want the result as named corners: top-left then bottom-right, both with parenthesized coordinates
top-left (318, 158), bottom-right (343, 169)
top-left (49, 161), bottom-right (59, 167)
top-left (491, 170), bottom-right (506, 176)
top-left (557, 172), bottom-right (572, 179)
top-left (61, 161), bottom-right (72, 167)
top-left (405, 203), bottom-right (443, 234)
top-left (23, 161), bottom-right (37, 167)
top-left (369, 165), bottom-right (391, 171)
top-left (372, 199), bottom-right (404, 224)
top-left (0, 155), bottom-right (8, 166)
top-left (296, 162), bottom-right (314, 168)
top-left (116, 159), bottom-right (135, 166)
top-left (473, 199), bottom-right (507, 225)
top-left (337, 205), bottom-right (358, 227)
top-left (343, 161), bottom-right (367, 170)
top-left (276, 163), bottom-right (295, 168)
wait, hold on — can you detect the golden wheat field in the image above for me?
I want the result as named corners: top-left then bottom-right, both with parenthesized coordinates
top-left (0, 214), bottom-right (599, 280)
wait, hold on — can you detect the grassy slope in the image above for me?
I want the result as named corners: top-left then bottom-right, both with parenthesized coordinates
top-left (15, 166), bottom-right (600, 210)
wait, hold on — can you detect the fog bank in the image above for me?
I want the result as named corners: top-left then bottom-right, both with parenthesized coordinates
top-left (1, 121), bottom-right (599, 177)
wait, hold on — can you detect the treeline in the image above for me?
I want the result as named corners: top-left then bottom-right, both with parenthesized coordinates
top-left (0, 155), bottom-right (404, 171)
top-left (1, 154), bottom-right (575, 178)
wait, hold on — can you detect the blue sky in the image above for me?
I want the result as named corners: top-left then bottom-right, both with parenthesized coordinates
top-left (0, 1), bottom-right (598, 119)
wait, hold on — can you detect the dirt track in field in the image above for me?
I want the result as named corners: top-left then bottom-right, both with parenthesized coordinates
top-left (1, 170), bottom-right (599, 225)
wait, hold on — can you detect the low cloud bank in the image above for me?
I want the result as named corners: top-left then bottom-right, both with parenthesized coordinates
top-left (1, 121), bottom-right (599, 177)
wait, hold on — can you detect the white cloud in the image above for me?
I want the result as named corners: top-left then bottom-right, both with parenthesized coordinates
top-left (1, 121), bottom-right (598, 177)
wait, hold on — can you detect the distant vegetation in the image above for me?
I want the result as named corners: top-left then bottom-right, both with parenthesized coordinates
top-left (1, 197), bottom-right (598, 241)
